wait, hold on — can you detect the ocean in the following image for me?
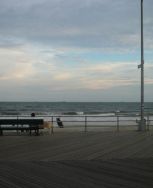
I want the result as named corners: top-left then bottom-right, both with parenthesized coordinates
top-left (0, 102), bottom-right (153, 128)
top-left (0, 102), bottom-right (153, 116)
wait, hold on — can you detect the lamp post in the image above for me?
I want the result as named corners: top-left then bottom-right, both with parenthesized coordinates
top-left (138, 0), bottom-right (145, 131)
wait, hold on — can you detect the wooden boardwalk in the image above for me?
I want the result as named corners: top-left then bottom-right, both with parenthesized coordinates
top-left (0, 131), bottom-right (153, 187)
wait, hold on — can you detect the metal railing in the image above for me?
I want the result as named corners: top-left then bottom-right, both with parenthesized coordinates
top-left (1, 113), bottom-right (153, 133)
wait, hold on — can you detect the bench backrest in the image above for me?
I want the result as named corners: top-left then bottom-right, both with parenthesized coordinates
top-left (0, 119), bottom-right (44, 125)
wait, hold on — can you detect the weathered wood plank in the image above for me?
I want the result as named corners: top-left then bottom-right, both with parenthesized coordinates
top-left (0, 131), bottom-right (153, 187)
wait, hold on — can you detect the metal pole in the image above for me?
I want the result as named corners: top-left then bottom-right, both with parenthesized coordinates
top-left (51, 116), bottom-right (54, 134)
top-left (147, 115), bottom-right (149, 131)
top-left (117, 116), bottom-right (119, 132)
top-left (85, 116), bottom-right (87, 132)
top-left (140, 0), bottom-right (145, 130)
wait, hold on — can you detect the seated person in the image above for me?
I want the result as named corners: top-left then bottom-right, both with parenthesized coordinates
top-left (56, 118), bottom-right (64, 128)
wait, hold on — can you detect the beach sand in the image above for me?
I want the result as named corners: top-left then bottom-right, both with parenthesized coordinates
top-left (0, 130), bottom-right (153, 187)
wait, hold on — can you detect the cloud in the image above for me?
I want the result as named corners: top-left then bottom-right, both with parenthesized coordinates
top-left (80, 79), bottom-right (139, 90)
top-left (0, 41), bottom-right (152, 92)
top-left (0, 0), bottom-right (152, 101)
top-left (0, 44), bottom-right (39, 81)
top-left (53, 72), bottom-right (73, 81)
top-left (0, 0), bottom-right (152, 50)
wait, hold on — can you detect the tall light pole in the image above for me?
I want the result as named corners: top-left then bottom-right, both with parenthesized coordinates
top-left (138, 0), bottom-right (145, 130)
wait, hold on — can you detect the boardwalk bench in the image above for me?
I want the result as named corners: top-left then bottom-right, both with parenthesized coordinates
top-left (0, 119), bottom-right (44, 136)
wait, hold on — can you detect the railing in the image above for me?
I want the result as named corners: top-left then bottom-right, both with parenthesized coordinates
top-left (1, 113), bottom-right (153, 133)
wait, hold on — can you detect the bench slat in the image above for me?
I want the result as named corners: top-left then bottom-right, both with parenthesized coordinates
top-left (0, 119), bottom-right (43, 125)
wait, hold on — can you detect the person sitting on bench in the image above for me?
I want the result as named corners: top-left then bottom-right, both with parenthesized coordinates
top-left (56, 118), bottom-right (64, 128)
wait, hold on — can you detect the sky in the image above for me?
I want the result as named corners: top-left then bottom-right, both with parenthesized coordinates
top-left (0, 0), bottom-right (153, 102)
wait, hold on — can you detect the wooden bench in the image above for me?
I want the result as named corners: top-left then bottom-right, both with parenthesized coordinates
top-left (0, 119), bottom-right (44, 136)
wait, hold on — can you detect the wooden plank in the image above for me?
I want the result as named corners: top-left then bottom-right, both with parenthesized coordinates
top-left (0, 159), bottom-right (153, 188)
top-left (0, 131), bottom-right (153, 187)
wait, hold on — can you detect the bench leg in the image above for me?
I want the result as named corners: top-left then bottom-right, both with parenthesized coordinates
top-left (0, 129), bottom-right (3, 136)
top-left (35, 128), bottom-right (39, 136)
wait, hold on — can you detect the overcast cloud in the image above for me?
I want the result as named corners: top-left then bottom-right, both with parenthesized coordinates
top-left (0, 0), bottom-right (153, 101)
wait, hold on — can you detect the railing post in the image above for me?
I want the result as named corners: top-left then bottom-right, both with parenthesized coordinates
top-left (147, 115), bottom-right (150, 131)
top-left (117, 116), bottom-right (119, 132)
top-left (51, 116), bottom-right (54, 135)
top-left (17, 115), bottom-right (19, 135)
top-left (85, 116), bottom-right (87, 132)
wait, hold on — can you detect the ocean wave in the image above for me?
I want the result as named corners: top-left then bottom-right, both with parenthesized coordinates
top-left (62, 111), bottom-right (84, 115)
top-left (0, 112), bottom-right (21, 115)
top-left (84, 111), bottom-right (115, 115)
top-left (61, 111), bottom-right (116, 116)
